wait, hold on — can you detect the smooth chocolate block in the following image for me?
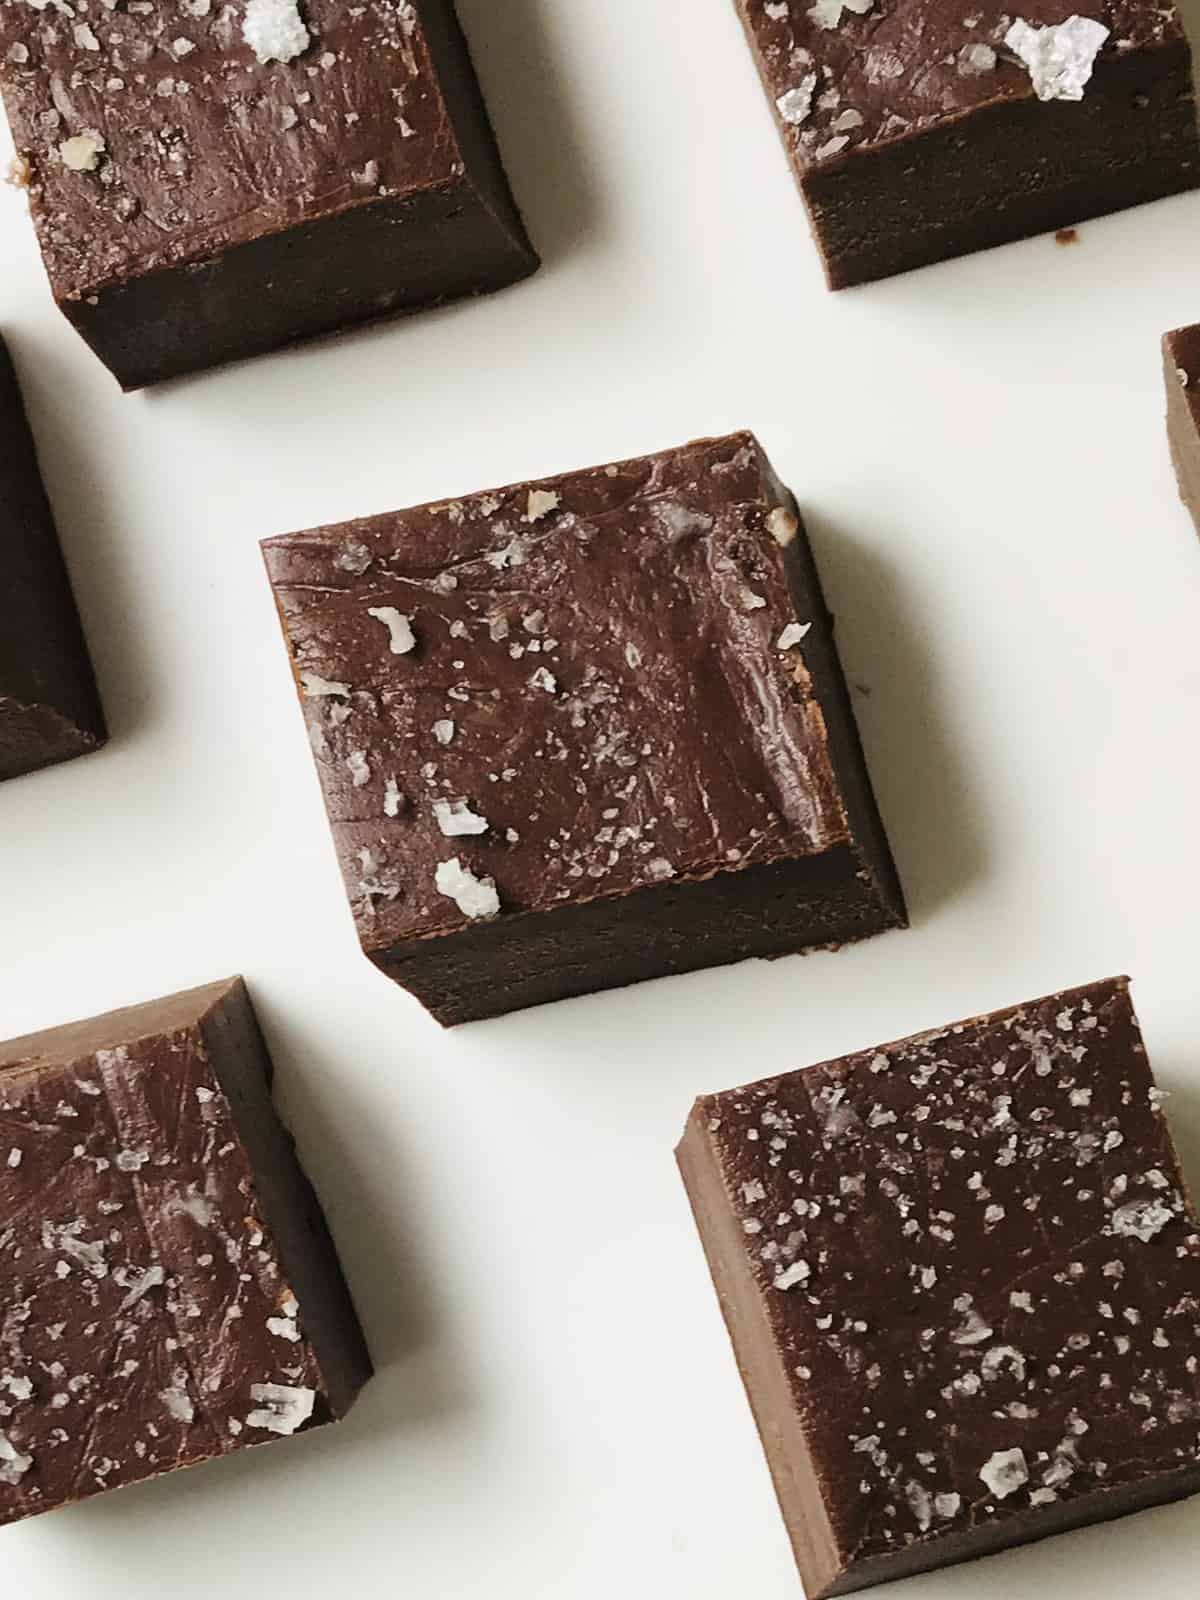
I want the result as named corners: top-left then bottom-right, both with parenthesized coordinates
top-left (735, 0), bottom-right (1200, 288)
top-left (0, 0), bottom-right (538, 388)
top-left (0, 335), bottom-right (106, 782)
top-left (0, 977), bottom-right (371, 1526)
top-left (1164, 324), bottom-right (1200, 533)
top-left (262, 431), bottom-right (906, 1026)
top-left (677, 977), bottom-right (1200, 1596)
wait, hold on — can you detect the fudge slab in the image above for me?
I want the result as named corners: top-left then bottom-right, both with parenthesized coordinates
top-left (0, 977), bottom-right (371, 1526)
top-left (735, 0), bottom-right (1200, 288)
top-left (0, 0), bottom-right (538, 388)
top-left (1164, 324), bottom-right (1200, 535)
top-left (0, 335), bottom-right (106, 783)
top-left (262, 431), bottom-right (906, 1026)
top-left (677, 977), bottom-right (1200, 1596)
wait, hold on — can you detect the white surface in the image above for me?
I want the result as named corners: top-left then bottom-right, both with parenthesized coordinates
top-left (3, 2), bottom-right (1200, 1596)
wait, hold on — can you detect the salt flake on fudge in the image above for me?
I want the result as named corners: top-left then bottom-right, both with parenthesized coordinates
top-left (242, 0), bottom-right (311, 64)
top-left (1005, 15), bottom-right (1110, 102)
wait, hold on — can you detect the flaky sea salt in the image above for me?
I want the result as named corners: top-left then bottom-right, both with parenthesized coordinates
top-left (777, 74), bottom-right (818, 125)
top-left (435, 858), bottom-right (500, 919)
top-left (979, 1448), bottom-right (1028, 1499)
top-left (808, 0), bottom-right (872, 28)
top-left (243, 0), bottom-right (311, 64)
top-left (1112, 1197), bottom-right (1174, 1242)
top-left (1005, 15), bottom-right (1109, 102)
top-left (245, 1382), bottom-right (316, 1435)
top-left (299, 670), bottom-right (350, 698)
top-left (777, 622), bottom-right (812, 650)
top-left (367, 606), bottom-right (416, 655)
top-left (59, 133), bottom-right (105, 172)
top-left (0, 1432), bottom-right (32, 1486)
top-left (433, 799), bottom-right (489, 838)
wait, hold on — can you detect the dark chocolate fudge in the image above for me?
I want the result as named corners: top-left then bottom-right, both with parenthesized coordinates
top-left (0, 334), bottom-right (106, 783)
top-left (735, 0), bottom-right (1200, 288)
top-left (0, 977), bottom-right (371, 1526)
top-left (0, 0), bottom-right (538, 388)
top-left (262, 431), bottom-right (906, 1026)
top-left (677, 977), bottom-right (1200, 1596)
top-left (1164, 324), bottom-right (1200, 535)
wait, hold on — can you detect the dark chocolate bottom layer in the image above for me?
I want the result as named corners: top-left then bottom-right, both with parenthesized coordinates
top-left (371, 845), bottom-right (906, 1026)
top-left (801, 45), bottom-right (1199, 289)
top-left (0, 696), bottom-right (106, 784)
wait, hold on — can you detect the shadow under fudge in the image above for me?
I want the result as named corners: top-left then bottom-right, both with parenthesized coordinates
top-left (677, 976), bottom-right (1200, 1597)
top-left (800, 511), bottom-right (985, 928)
top-left (261, 431), bottom-right (908, 1026)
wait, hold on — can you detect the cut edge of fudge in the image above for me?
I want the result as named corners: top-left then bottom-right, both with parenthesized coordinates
top-left (1164, 325), bottom-right (1200, 534)
top-left (192, 979), bottom-right (373, 1420)
top-left (0, 334), bottom-right (107, 780)
top-left (733, 3), bottom-right (1200, 289)
top-left (0, 976), bottom-right (372, 1524)
top-left (262, 431), bottom-right (906, 1025)
top-left (676, 976), bottom-right (1200, 1596)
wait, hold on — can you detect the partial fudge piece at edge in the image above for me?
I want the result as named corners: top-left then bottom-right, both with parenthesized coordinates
top-left (0, 334), bottom-right (106, 782)
top-left (0, 0), bottom-right (538, 388)
top-left (734, 0), bottom-right (1200, 288)
top-left (262, 430), bottom-right (906, 1026)
top-left (1164, 324), bottom-right (1200, 533)
top-left (677, 977), bottom-right (1200, 1597)
top-left (0, 977), bottom-right (371, 1526)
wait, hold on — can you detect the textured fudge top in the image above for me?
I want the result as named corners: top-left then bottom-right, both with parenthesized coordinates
top-left (0, 0), bottom-right (466, 298)
top-left (263, 431), bottom-right (851, 952)
top-left (740, 0), bottom-right (1184, 173)
top-left (0, 979), bottom-right (327, 1521)
top-left (690, 977), bottom-right (1200, 1567)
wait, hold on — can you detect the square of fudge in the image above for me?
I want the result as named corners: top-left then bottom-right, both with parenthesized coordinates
top-left (262, 431), bottom-right (906, 1026)
top-left (735, 0), bottom-right (1200, 288)
top-left (677, 976), bottom-right (1200, 1597)
top-left (0, 334), bottom-right (106, 782)
top-left (0, 0), bottom-right (538, 388)
top-left (0, 977), bottom-right (371, 1526)
top-left (1163, 324), bottom-right (1200, 534)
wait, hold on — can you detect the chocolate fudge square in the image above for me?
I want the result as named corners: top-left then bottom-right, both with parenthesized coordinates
top-left (0, 334), bottom-right (106, 782)
top-left (1163, 324), bottom-right (1200, 534)
top-left (262, 431), bottom-right (906, 1026)
top-left (0, 0), bottom-right (538, 389)
top-left (735, 0), bottom-right (1200, 288)
top-left (677, 976), bottom-right (1200, 1597)
top-left (0, 978), bottom-right (371, 1526)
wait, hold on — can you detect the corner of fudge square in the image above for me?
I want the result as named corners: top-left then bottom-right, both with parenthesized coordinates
top-left (261, 431), bottom-right (907, 1026)
top-left (0, 0), bottom-right (538, 387)
top-left (734, 0), bottom-right (1200, 287)
top-left (676, 975), bottom-right (1200, 1597)
top-left (0, 978), bottom-right (371, 1528)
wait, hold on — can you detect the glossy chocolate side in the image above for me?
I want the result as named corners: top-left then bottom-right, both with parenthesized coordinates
top-left (0, 335), bottom-right (106, 781)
